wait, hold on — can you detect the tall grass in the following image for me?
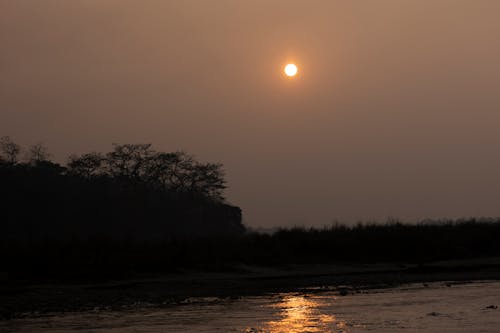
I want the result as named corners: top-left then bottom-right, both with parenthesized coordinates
top-left (2, 218), bottom-right (500, 282)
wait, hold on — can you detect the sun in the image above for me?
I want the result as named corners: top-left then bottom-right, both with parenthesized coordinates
top-left (284, 63), bottom-right (298, 77)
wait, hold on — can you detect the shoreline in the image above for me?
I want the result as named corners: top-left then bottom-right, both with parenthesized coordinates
top-left (2, 257), bottom-right (500, 320)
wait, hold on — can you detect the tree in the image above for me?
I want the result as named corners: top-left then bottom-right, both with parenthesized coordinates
top-left (158, 151), bottom-right (194, 192)
top-left (144, 152), bottom-right (179, 188)
top-left (28, 143), bottom-right (51, 164)
top-left (0, 136), bottom-right (21, 164)
top-left (106, 144), bottom-right (154, 179)
top-left (186, 162), bottom-right (226, 200)
top-left (67, 152), bottom-right (105, 179)
top-left (68, 144), bottom-right (227, 201)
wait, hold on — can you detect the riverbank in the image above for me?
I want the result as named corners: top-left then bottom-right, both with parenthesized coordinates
top-left (2, 257), bottom-right (500, 320)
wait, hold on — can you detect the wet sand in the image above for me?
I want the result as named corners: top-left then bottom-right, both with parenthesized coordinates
top-left (2, 257), bottom-right (500, 320)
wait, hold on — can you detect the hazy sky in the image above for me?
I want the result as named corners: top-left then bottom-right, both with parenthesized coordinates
top-left (2, 1), bottom-right (500, 227)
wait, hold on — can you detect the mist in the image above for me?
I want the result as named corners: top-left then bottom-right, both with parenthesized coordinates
top-left (2, 0), bottom-right (500, 226)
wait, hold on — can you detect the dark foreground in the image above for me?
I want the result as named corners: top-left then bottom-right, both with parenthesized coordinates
top-left (3, 220), bottom-right (500, 320)
top-left (2, 257), bottom-right (500, 320)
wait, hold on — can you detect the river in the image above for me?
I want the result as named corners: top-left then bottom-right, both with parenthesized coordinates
top-left (2, 281), bottom-right (500, 332)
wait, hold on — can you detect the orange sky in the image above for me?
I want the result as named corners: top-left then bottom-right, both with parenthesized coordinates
top-left (2, 0), bottom-right (500, 226)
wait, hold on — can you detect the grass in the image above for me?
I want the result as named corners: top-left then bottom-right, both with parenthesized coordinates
top-left (2, 218), bottom-right (500, 282)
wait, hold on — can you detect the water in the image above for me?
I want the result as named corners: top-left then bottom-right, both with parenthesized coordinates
top-left (2, 281), bottom-right (500, 332)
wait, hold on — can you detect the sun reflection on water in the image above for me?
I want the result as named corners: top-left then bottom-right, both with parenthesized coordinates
top-left (261, 295), bottom-right (348, 333)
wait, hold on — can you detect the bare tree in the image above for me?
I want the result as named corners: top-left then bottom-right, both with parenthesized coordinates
top-left (187, 162), bottom-right (226, 200)
top-left (144, 152), bottom-right (179, 188)
top-left (28, 143), bottom-right (51, 164)
top-left (0, 136), bottom-right (21, 164)
top-left (66, 143), bottom-right (228, 201)
top-left (106, 144), bottom-right (154, 179)
top-left (146, 150), bottom-right (226, 200)
top-left (67, 152), bottom-right (105, 179)
top-left (162, 151), bottom-right (194, 192)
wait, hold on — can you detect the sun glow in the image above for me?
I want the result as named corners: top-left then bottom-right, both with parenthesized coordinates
top-left (284, 63), bottom-right (298, 77)
top-left (265, 295), bottom-right (339, 332)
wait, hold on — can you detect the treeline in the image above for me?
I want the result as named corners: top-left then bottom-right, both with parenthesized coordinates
top-left (3, 219), bottom-right (500, 282)
top-left (258, 220), bottom-right (500, 264)
top-left (162, 219), bottom-right (500, 267)
top-left (0, 136), bottom-right (244, 243)
top-left (2, 137), bottom-right (500, 282)
top-left (0, 136), bottom-right (227, 200)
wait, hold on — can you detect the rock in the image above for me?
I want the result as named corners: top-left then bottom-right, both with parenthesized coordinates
top-left (427, 312), bottom-right (441, 316)
top-left (339, 288), bottom-right (349, 296)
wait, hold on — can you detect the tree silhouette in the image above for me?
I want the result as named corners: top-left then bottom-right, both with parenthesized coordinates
top-left (68, 152), bottom-right (105, 179)
top-left (1, 139), bottom-right (242, 246)
top-left (0, 136), bottom-right (21, 164)
top-left (106, 143), bottom-right (154, 180)
top-left (28, 143), bottom-right (51, 164)
top-left (186, 161), bottom-right (226, 200)
top-left (66, 145), bottom-right (228, 201)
